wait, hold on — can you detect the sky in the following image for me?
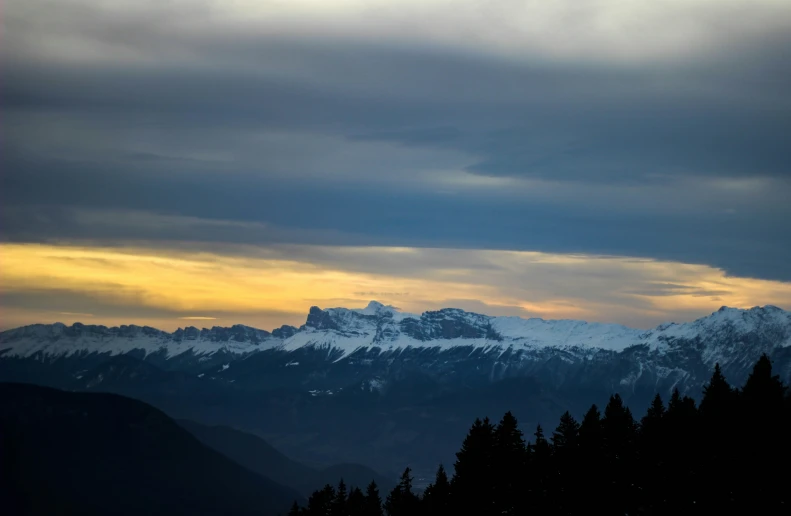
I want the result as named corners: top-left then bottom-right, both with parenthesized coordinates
top-left (2, 0), bottom-right (791, 331)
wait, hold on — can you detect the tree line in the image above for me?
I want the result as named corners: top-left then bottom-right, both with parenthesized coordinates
top-left (290, 354), bottom-right (790, 515)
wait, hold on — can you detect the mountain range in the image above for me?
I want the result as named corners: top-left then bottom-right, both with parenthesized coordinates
top-left (2, 302), bottom-right (790, 478)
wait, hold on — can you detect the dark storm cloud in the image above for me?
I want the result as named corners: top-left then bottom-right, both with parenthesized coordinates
top-left (2, 1), bottom-right (791, 282)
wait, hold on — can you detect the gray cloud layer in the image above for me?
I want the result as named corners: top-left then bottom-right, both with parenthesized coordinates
top-left (3, 0), bottom-right (791, 280)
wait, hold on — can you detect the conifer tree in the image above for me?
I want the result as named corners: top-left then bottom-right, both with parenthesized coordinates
top-left (641, 393), bottom-right (666, 434)
top-left (422, 464), bottom-right (450, 516)
top-left (526, 424), bottom-right (552, 511)
top-left (384, 468), bottom-right (419, 516)
top-left (639, 394), bottom-right (666, 477)
top-left (288, 500), bottom-right (302, 516)
top-left (347, 487), bottom-right (366, 516)
top-left (668, 387), bottom-right (682, 412)
top-left (663, 388), bottom-right (698, 510)
top-left (578, 404), bottom-right (602, 452)
top-left (331, 479), bottom-right (347, 516)
top-left (601, 394), bottom-right (638, 513)
top-left (602, 394), bottom-right (636, 455)
top-left (307, 484), bottom-right (336, 516)
top-left (699, 363), bottom-right (738, 511)
top-left (699, 363), bottom-right (736, 420)
top-left (738, 354), bottom-right (788, 512)
top-left (450, 417), bottom-right (495, 515)
top-left (551, 411), bottom-right (580, 451)
top-left (363, 481), bottom-right (383, 516)
top-left (638, 394), bottom-right (667, 512)
top-left (551, 411), bottom-right (580, 514)
top-left (576, 402), bottom-right (604, 508)
top-left (493, 411), bottom-right (526, 515)
top-left (531, 424), bottom-right (551, 460)
top-left (742, 354), bottom-right (786, 408)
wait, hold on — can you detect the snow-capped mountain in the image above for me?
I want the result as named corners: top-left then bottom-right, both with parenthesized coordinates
top-left (2, 302), bottom-right (790, 476)
top-left (2, 301), bottom-right (790, 394)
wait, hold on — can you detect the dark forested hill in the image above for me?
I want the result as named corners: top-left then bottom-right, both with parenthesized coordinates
top-left (0, 383), bottom-right (301, 516)
top-left (177, 420), bottom-right (395, 496)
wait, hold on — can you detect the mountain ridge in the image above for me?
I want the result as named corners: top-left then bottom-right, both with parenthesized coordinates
top-left (2, 302), bottom-right (789, 361)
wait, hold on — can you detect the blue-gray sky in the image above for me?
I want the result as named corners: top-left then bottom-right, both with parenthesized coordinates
top-left (2, 0), bottom-right (791, 329)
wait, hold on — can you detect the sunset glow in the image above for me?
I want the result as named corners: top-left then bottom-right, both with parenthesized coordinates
top-left (2, 243), bottom-right (789, 331)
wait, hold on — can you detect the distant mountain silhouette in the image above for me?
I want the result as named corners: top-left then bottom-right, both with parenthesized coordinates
top-left (178, 419), bottom-right (395, 496)
top-left (0, 383), bottom-right (301, 516)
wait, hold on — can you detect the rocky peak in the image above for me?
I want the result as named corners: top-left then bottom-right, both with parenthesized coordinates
top-left (272, 325), bottom-right (298, 339)
top-left (305, 306), bottom-right (341, 330)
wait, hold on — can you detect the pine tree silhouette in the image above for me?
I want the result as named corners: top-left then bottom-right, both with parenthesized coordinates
top-left (288, 500), bottom-right (301, 516)
top-left (641, 393), bottom-right (666, 434)
top-left (577, 404), bottom-right (603, 511)
top-left (306, 484), bottom-right (336, 516)
top-left (601, 394), bottom-right (637, 514)
top-left (331, 479), bottom-right (347, 516)
top-left (738, 354), bottom-right (788, 512)
top-left (551, 411), bottom-right (580, 451)
top-left (531, 424), bottom-right (551, 459)
top-left (639, 394), bottom-right (666, 462)
top-left (384, 468), bottom-right (419, 516)
top-left (663, 388), bottom-right (699, 511)
top-left (450, 417), bottom-right (495, 515)
top-left (347, 486), bottom-right (366, 516)
top-left (699, 363), bottom-right (738, 511)
top-left (578, 404), bottom-right (603, 452)
top-left (363, 481), bottom-right (383, 516)
top-left (551, 411), bottom-right (580, 514)
top-left (700, 363), bottom-right (736, 420)
top-left (742, 354), bottom-right (786, 406)
top-left (492, 411), bottom-right (526, 515)
top-left (422, 464), bottom-right (450, 516)
top-left (638, 394), bottom-right (667, 513)
top-left (526, 424), bottom-right (552, 512)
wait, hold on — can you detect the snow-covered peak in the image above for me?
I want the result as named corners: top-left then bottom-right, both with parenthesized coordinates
top-left (1, 305), bottom-right (789, 363)
top-left (356, 300), bottom-right (390, 315)
top-left (640, 305), bottom-right (791, 366)
top-left (352, 300), bottom-right (416, 322)
top-left (303, 301), bottom-right (418, 332)
top-left (645, 305), bottom-right (791, 341)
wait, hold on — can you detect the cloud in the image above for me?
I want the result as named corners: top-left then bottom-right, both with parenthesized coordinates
top-left (353, 292), bottom-right (411, 297)
top-left (7, 0), bottom-right (791, 66)
top-left (1, 243), bottom-right (789, 332)
top-left (1, 0), bottom-right (790, 293)
top-left (0, 284), bottom-right (306, 331)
